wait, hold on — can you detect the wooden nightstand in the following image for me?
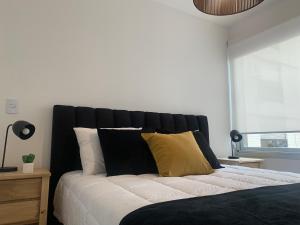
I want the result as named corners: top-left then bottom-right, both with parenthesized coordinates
top-left (218, 157), bottom-right (264, 168)
top-left (0, 168), bottom-right (51, 225)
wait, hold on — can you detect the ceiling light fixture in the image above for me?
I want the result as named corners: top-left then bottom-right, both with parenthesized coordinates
top-left (193, 0), bottom-right (264, 16)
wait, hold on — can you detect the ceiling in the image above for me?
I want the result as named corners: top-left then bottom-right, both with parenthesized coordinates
top-left (153, 0), bottom-right (280, 27)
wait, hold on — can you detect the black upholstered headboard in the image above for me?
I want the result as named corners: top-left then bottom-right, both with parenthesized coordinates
top-left (48, 105), bottom-right (209, 223)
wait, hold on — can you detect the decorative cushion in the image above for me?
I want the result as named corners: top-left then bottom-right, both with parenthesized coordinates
top-left (193, 131), bottom-right (222, 169)
top-left (74, 127), bottom-right (142, 175)
top-left (74, 128), bottom-right (105, 175)
top-left (154, 129), bottom-right (222, 169)
top-left (141, 131), bottom-right (214, 177)
top-left (97, 129), bottom-right (158, 176)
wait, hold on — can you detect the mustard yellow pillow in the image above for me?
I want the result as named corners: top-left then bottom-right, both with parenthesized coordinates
top-left (141, 131), bottom-right (214, 177)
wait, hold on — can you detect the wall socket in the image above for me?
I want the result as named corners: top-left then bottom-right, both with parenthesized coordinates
top-left (6, 98), bottom-right (18, 114)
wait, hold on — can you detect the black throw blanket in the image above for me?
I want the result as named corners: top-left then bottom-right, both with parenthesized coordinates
top-left (120, 183), bottom-right (300, 225)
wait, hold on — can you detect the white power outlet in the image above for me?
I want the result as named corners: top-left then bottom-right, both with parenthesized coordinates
top-left (6, 98), bottom-right (18, 114)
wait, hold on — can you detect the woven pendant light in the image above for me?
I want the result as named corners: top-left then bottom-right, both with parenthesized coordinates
top-left (193, 0), bottom-right (264, 16)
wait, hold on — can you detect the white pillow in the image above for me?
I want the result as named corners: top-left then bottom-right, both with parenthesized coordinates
top-left (74, 128), bottom-right (105, 175)
top-left (74, 127), bottom-right (142, 175)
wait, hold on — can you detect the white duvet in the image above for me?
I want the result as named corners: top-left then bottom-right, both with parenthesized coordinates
top-left (54, 165), bottom-right (300, 225)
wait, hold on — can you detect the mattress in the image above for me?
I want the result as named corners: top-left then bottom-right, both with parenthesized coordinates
top-left (53, 165), bottom-right (300, 225)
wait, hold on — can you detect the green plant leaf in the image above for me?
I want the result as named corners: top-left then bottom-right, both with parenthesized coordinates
top-left (22, 155), bottom-right (28, 163)
top-left (22, 153), bottom-right (35, 163)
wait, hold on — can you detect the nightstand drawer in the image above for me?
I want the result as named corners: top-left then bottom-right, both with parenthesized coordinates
top-left (0, 200), bottom-right (40, 225)
top-left (0, 178), bottom-right (41, 202)
top-left (241, 162), bottom-right (260, 168)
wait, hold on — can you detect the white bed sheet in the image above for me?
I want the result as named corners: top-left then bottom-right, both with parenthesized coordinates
top-left (54, 165), bottom-right (300, 225)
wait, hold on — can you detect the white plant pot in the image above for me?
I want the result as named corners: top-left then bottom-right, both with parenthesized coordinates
top-left (22, 163), bottom-right (34, 173)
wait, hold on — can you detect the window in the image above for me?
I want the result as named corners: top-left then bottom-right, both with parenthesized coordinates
top-left (228, 17), bottom-right (300, 153)
top-left (240, 132), bottom-right (300, 153)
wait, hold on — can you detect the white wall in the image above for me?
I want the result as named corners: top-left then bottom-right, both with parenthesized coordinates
top-left (229, 0), bottom-right (300, 44)
top-left (240, 152), bottom-right (300, 173)
top-left (0, 0), bottom-right (230, 169)
top-left (262, 158), bottom-right (300, 173)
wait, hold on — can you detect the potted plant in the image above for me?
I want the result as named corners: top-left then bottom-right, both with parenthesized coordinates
top-left (22, 153), bottom-right (35, 173)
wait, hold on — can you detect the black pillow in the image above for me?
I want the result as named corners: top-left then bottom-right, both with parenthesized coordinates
top-left (97, 129), bottom-right (158, 176)
top-left (193, 131), bottom-right (223, 169)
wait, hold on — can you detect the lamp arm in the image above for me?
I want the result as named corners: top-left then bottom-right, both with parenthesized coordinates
top-left (231, 140), bottom-right (234, 157)
top-left (1, 124), bottom-right (12, 168)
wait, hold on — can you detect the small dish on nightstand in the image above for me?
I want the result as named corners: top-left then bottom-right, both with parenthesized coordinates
top-left (218, 157), bottom-right (264, 168)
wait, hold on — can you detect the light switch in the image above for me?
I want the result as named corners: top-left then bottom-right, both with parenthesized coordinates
top-left (6, 98), bottom-right (18, 114)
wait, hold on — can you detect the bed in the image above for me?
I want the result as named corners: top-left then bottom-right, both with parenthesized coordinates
top-left (49, 105), bottom-right (300, 225)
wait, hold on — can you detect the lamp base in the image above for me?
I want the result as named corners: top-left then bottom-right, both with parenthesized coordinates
top-left (228, 156), bottom-right (239, 159)
top-left (0, 167), bottom-right (18, 172)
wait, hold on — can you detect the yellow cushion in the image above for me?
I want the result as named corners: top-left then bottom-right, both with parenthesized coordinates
top-left (141, 131), bottom-right (214, 177)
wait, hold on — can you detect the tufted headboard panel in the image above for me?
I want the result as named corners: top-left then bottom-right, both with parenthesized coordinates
top-left (48, 105), bottom-right (209, 224)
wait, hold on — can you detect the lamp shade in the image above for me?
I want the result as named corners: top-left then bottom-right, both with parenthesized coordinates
top-left (12, 120), bottom-right (35, 140)
top-left (230, 130), bottom-right (242, 143)
top-left (193, 0), bottom-right (264, 16)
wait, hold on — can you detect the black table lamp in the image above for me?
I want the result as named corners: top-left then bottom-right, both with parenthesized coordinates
top-left (1, 120), bottom-right (35, 172)
top-left (229, 130), bottom-right (242, 159)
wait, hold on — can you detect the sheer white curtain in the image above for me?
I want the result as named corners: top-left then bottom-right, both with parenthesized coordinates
top-left (228, 16), bottom-right (300, 133)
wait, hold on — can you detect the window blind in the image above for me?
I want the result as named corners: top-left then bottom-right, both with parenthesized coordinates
top-left (228, 16), bottom-right (300, 132)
